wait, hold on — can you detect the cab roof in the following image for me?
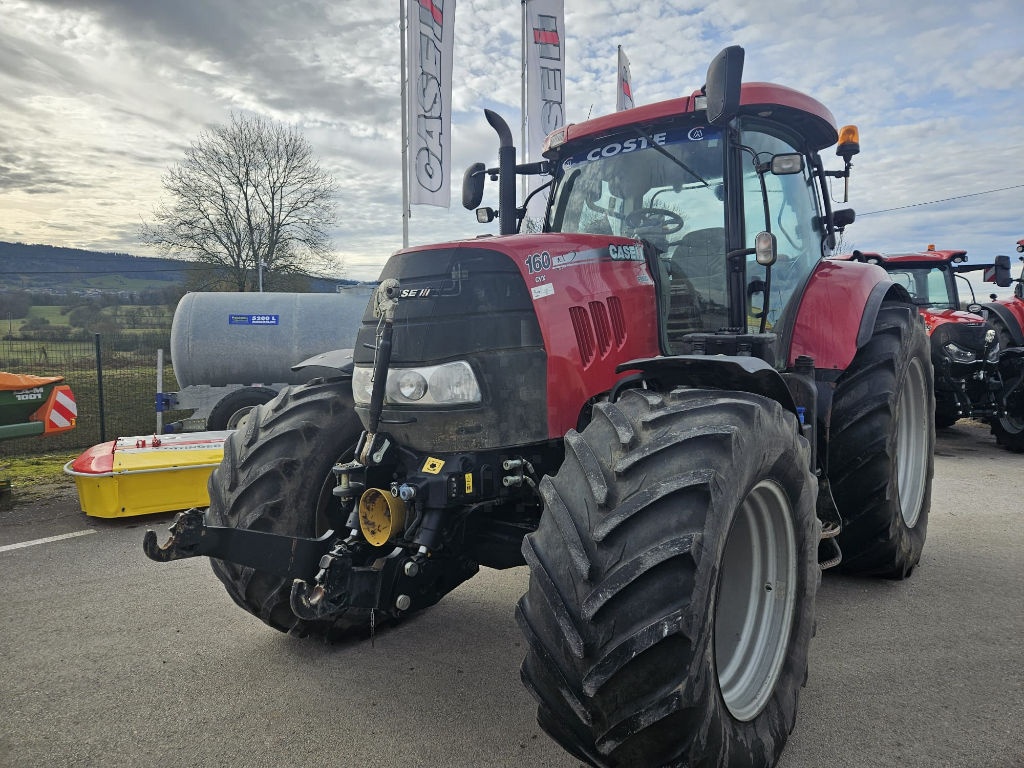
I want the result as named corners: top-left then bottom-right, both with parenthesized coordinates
top-left (547, 82), bottom-right (839, 153)
top-left (832, 249), bottom-right (968, 265)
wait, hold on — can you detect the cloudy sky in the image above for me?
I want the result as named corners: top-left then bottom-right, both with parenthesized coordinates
top-left (1, 0), bottom-right (1022, 291)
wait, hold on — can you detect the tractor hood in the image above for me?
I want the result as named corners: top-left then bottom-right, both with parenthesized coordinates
top-left (919, 307), bottom-right (985, 336)
top-left (352, 233), bottom-right (662, 450)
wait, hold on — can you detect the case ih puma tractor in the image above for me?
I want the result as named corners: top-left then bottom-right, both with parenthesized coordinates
top-left (982, 239), bottom-right (1024, 350)
top-left (834, 247), bottom-right (1024, 450)
top-left (146, 47), bottom-right (934, 767)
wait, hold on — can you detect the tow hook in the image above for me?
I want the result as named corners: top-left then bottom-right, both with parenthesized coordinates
top-left (290, 540), bottom-right (354, 620)
top-left (142, 507), bottom-right (206, 562)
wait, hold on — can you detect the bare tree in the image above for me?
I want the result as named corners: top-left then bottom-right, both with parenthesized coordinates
top-left (141, 112), bottom-right (339, 291)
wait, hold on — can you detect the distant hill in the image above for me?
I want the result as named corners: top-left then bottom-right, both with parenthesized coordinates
top-left (0, 241), bottom-right (357, 294)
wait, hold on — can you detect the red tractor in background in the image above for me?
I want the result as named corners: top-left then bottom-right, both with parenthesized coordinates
top-left (833, 247), bottom-right (1024, 450)
top-left (146, 47), bottom-right (934, 767)
top-left (981, 238), bottom-right (1024, 348)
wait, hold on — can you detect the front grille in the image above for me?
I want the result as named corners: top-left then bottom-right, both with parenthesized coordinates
top-left (931, 321), bottom-right (986, 355)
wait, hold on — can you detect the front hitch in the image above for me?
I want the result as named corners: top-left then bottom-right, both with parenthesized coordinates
top-left (143, 508), bottom-right (336, 580)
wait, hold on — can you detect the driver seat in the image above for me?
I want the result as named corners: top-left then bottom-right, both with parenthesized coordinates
top-left (669, 228), bottom-right (727, 305)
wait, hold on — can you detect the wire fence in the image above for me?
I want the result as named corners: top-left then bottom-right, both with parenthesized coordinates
top-left (0, 334), bottom-right (177, 456)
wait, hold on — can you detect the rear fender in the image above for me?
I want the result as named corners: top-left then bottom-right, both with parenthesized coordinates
top-left (789, 260), bottom-right (910, 370)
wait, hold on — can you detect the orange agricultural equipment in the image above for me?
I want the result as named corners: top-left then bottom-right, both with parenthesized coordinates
top-left (0, 373), bottom-right (77, 441)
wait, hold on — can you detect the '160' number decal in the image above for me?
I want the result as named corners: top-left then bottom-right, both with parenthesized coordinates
top-left (525, 251), bottom-right (552, 274)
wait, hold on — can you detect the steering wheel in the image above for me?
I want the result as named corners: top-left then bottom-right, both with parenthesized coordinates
top-left (624, 208), bottom-right (684, 236)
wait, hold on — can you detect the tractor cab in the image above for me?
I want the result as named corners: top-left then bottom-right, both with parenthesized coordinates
top-left (468, 47), bottom-right (860, 368)
top-left (543, 110), bottom-right (830, 354)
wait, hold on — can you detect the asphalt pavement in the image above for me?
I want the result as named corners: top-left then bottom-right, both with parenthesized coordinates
top-left (0, 420), bottom-right (1021, 768)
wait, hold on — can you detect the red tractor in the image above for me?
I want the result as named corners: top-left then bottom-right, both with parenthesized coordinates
top-left (146, 47), bottom-right (934, 767)
top-left (832, 247), bottom-right (1024, 450)
top-left (982, 238), bottom-right (1024, 348)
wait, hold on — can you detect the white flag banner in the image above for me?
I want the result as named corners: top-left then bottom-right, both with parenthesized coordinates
top-left (406, 0), bottom-right (455, 207)
top-left (616, 45), bottom-right (634, 111)
top-left (525, 0), bottom-right (565, 165)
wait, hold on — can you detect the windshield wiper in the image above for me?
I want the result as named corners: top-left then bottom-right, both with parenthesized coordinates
top-left (632, 126), bottom-right (710, 188)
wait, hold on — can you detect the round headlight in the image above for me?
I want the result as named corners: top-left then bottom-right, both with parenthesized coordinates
top-left (395, 370), bottom-right (427, 401)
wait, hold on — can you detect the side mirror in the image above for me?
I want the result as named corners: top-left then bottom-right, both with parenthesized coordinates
top-left (991, 254), bottom-right (1012, 288)
top-left (832, 208), bottom-right (856, 230)
top-left (704, 46), bottom-right (744, 126)
top-left (462, 162), bottom-right (486, 210)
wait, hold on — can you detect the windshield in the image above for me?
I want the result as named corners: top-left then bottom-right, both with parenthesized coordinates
top-left (885, 265), bottom-right (957, 310)
top-left (547, 124), bottom-right (728, 333)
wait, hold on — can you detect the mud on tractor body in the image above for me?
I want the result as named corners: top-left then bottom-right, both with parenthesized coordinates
top-left (835, 247), bottom-right (1024, 451)
top-left (145, 47), bottom-right (935, 767)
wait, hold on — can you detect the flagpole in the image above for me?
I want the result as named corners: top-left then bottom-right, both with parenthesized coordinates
top-left (521, 0), bottom-right (528, 202)
top-left (399, 0), bottom-right (410, 249)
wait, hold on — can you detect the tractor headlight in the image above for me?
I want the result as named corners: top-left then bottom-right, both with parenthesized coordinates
top-left (943, 342), bottom-right (977, 363)
top-left (352, 361), bottom-right (482, 406)
top-left (392, 370), bottom-right (428, 401)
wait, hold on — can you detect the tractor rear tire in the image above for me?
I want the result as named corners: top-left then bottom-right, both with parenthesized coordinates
top-left (517, 388), bottom-right (819, 767)
top-left (206, 377), bottom-right (374, 640)
top-left (828, 302), bottom-right (934, 578)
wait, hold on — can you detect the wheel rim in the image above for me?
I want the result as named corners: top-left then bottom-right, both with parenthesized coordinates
top-left (226, 406), bottom-right (256, 429)
top-left (896, 356), bottom-right (930, 527)
top-left (715, 480), bottom-right (797, 722)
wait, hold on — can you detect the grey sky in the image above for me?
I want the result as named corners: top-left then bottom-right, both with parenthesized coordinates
top-left (0, 0), bottom-right (1021, 284)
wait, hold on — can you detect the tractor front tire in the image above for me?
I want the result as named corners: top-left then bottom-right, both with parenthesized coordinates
top-left (828, 302), bottom-right (934, 578)
top-left (206, 377), bottom-right (373, 640)
top-left (990, 401), bottom-right (1024, 452)
top-left (517, 388), bottom-right (819, 767)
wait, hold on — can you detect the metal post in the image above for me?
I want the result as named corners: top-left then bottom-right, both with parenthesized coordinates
top-left (400, 0), bottom-right (410, 249)
top-left (521, 0), bottom-right (528, 202)
top-left (94, 333), bottom-right (106, 443)
top-left (156, 348), bottom-right (164, 435)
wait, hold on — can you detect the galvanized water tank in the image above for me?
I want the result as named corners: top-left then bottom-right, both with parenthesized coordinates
top-left (170, 288), bottom-right (374, 387)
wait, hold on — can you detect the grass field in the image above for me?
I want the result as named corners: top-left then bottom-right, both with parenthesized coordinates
top-left (0, 450), bottom-right (81, 504)
top-left (11, 304), bottom-right (173, 335)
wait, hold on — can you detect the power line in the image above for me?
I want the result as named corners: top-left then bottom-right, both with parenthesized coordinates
top-left (0, 265), bottom-right (218, 275)
top-left (858, 184), bottom-right (1024, 216)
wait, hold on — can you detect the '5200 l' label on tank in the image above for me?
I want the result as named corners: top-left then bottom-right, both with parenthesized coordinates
top-left (229, 314), bottom-right (280, 325)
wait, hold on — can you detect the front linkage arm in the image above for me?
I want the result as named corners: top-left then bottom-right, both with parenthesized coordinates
top-left (143, 508), bottom-right (334, 580)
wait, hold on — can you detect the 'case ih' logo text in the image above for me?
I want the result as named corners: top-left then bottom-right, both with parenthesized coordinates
top-left (609, 244), bottom-right (644, 262)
